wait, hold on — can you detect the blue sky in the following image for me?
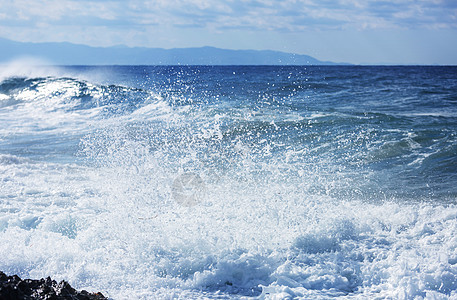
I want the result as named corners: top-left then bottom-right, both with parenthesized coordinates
top-left (1, 0), bottom-right (456, 64)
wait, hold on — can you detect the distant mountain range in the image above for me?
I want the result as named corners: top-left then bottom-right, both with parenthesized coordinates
top-left (0, 38), bottom-right (345, 65)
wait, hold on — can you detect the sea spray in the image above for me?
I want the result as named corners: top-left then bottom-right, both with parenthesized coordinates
top-left (1, 65), bottom-right (456, 299)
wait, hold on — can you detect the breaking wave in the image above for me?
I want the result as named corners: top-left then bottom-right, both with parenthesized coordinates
top-left (1, 65), bottom-right (457, 299)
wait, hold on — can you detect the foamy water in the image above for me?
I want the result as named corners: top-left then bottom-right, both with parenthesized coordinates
top-left (1, 64), bottom-right (456, 299)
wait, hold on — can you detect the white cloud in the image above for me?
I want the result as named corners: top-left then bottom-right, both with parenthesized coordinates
top-left (2, 0), bottom-right (456, 30)
top-left (0, 0), bottom-right (456, 50)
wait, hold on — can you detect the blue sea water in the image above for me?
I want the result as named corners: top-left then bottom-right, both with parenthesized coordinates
top-left (0, 62), bottom-right (457, 299)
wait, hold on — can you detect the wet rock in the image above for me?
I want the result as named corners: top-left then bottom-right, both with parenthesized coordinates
top-left (0, 271), bottom-right (107, 299)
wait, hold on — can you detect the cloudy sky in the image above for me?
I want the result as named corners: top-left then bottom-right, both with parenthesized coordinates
top-left (1, 0), bottom-right (456, 64)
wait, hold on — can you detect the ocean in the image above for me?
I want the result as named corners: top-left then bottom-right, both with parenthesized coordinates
top-left (0, 63), bottom-right (456, 299)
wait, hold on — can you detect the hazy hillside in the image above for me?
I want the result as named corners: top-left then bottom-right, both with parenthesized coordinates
top-left (0, 38), bottom-right (343, 65)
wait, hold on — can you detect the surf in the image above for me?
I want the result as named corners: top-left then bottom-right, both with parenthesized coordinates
top-left (1, 65), bottom-right (456, 298)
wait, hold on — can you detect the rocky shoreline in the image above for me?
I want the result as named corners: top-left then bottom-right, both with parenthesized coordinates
top-left (0, 271), bottom-right (107, 299)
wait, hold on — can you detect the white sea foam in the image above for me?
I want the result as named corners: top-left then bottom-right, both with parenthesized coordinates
top-left (1, 148), bottom-right (457, 299)
top-left (1, 66), bottom-right (457, 299)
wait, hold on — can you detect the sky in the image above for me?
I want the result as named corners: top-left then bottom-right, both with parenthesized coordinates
top-left (0, 0), bottom-right (456, 64)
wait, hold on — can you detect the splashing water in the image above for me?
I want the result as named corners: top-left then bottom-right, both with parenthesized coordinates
top-left (1, 64), bottom-right (457, 299)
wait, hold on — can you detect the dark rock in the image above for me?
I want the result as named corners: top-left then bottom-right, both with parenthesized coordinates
top-left (0, 271), bottom-right (107, 299)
